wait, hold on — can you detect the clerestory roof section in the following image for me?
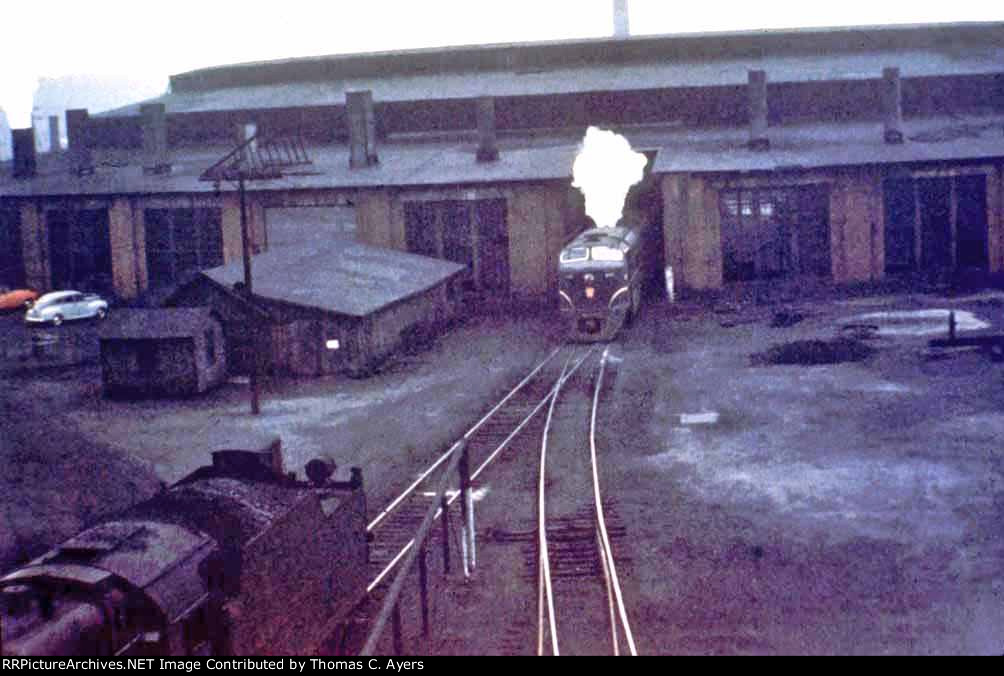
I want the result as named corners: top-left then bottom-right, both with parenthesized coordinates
top-left (97, 22), bottom-right (1004, 118)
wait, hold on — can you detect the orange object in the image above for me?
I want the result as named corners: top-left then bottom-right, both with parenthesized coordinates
top-left (0, 288), bottom-right (39, 311)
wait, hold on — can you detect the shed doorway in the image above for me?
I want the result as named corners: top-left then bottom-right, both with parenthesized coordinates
top-left (719, 185), bottom-right (830, 282)
top-left (404, 199), bottom-right (510, 295)
top-left (883, 174), bottom-right (988, 274)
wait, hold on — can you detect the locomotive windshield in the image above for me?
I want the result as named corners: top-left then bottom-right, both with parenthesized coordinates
top-left (560, 246), bottom-right (589, 263)
top-left (589, 246), bottom-right (625, 262)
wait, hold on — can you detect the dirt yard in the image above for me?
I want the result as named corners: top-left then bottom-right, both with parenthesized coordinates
top-left (0, 310), bottom-right (561, 572)
top-left (601, 291), bottom-right (1004, 654)
top-left (2, 290), bottom-right (1003, 655)
top-left (426, 291), bottom-right (1004, 655)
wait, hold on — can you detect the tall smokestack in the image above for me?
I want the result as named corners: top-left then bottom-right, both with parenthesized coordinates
top-left (747, 70), bottom-right (769, 151)
top-left (613, 0), bottom-right (630, 38)
top-left (347, 90), bottom-right (378, 168)
top-left (476, 96), bottom-right (499, 162)
top-left (882, 67), bottom-right (904, 144)
top-left (12, 128), bottom-right (36, 178)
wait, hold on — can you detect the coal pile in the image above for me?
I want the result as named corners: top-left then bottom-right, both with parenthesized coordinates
top-left (751, 337), bottom-right (875, 366)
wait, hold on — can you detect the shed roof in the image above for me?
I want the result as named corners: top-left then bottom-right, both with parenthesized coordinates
top-left (98, 307), bottom-right (219, 340)
top-left (4, 114), bottom-right (1004, 197)
top-left (0, 136), bottom-right (577, 197)
top-left (202, 236), bottom-right (465, 318)
top-left (652, 113), bottom-right (1004, 173)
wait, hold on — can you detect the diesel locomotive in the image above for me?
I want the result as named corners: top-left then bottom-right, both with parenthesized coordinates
top-left (558, 216), bottom-right (653, 341)
top-left (0, 440), bottom-right (369, 657)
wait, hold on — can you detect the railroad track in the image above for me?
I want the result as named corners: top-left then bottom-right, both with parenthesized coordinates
top-left (363, 343), bottom-right (595, 593)
top-left (535, 347), bottom-right (637, 656)
top-left (353, 343), bottom-right (635, 656)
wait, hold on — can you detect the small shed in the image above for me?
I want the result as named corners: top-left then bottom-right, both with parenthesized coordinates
top-left (99, 307), bottom-right (226, 397)
top-left (169, 238), bottom-right (465, 377)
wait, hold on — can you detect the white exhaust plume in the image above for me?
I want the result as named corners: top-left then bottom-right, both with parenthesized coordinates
top-left (572, 126), bottom-right (647, 228)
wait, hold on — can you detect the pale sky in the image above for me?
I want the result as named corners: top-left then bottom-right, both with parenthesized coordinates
top-left (0, 0), bottom-right (1000, 127)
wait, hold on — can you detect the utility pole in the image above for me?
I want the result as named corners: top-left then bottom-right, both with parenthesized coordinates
top-left (201, 134), bottom-right (311, 415)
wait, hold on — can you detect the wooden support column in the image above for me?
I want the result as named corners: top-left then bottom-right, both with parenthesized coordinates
top-left (987, 166), bottom-right (1003, 273)
top-left (19, 203), bottom-right (48, 291)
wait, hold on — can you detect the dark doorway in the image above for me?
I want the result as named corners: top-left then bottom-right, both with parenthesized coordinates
top-left (0, 208), bottom-right (26, 287)
top-left (47, 209), bottom-right (112, 292)
top-left (883, 179), bottom-right (917, 272)
top-left (144, 208), bottom-right (223, 289)
top-left (885, 174), bottom-right (989, 274)
top-left (918, 177), bottom-right (952, 269)
top-left (719, 185), bottom-right (831, 282)
top-left (442, 202), bottom-right (474, 270)
top-left (474, 199), bottom-right (510, 293)
top-left (955, 174), bottom-right (988, 269)
top-left (404, 203), bottom-right (438, 258)
top-left (404, 199), bottom-right (510, 294)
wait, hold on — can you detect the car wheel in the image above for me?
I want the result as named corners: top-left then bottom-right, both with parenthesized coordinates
top-left (51, 314), bottom-right (63, 326)
top-left (96, 308), bottom-right (108, 320)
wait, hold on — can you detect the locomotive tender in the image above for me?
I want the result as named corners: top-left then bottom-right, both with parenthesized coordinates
top-left (558, 216), bottom-right (651, 341)
top-left (0, 440), bottom-right (368, 657)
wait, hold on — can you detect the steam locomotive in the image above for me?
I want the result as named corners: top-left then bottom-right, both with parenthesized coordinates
top-left (0, 440), bottom-right (368, 657)
top-left (558, 215), bottom-right (653, 341)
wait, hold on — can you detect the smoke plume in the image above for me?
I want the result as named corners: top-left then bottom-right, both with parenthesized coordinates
top-left (572, 126), bottom-right (647, 228)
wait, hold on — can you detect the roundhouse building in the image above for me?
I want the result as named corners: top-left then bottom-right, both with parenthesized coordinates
top-left (1, 22), bottom-right (1003, 304)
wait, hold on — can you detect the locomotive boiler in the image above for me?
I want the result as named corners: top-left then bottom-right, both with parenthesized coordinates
top-left (0, 439), bottom-right (368, 657)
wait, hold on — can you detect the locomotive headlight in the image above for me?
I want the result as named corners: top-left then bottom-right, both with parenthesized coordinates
top-left (585, 287), bottom-right (595, 299)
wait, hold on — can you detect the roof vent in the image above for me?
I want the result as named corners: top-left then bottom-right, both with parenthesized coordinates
top-left (11, 128), bottom-right (36, 179)
top-left (476, 97), bottom-right (499, 163)
top-left (747, 70), bottom-right (769, 152)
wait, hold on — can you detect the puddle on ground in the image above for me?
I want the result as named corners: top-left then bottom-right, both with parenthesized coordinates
top-left (846, 309), bottom-right (989, 337)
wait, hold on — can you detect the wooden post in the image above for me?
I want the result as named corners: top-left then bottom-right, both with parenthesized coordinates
top-left (418, 544), bottom-right (430, 637)
top-left (440, 495), bottom-right (451, 574)
top-left (949, 311), bottom-right (956, 342)
top-left (238, 175), bottom-right (260, 415)
top-left (392, 602), bottom-right (404, 655)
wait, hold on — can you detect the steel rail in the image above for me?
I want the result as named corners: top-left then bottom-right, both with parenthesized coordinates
top-left (367, 344), bottom-right (564, 533)
top-left (590, 347), bottom-right (638, 656)
top-left (537, 353), bottom-right (576, 656)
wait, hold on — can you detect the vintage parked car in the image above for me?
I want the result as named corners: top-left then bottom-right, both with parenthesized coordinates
top-left (24, 290), bottom-right (109, 326)
top-left (0, 286), bottom-right (40, 313)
